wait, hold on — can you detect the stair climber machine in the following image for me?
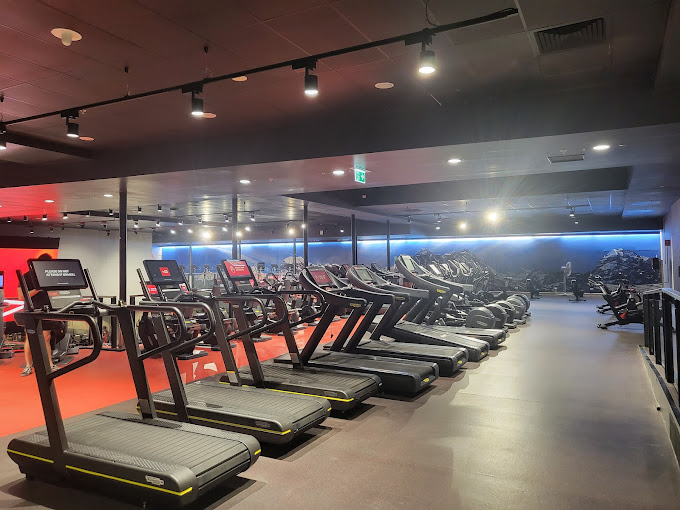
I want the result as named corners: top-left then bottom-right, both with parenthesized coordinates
top-left (347, 264), bottom-right (491, 361)
top-left (10, 258), bottom-right (261, 508)
top-left (321, 266), bottom-right (467, 376)
top-left (211, 259), bottom-right (380, 412)
top-left (394, 256), bottom-right (505, 351)
top-left (138, 259), bottom-right (331, 444)
top-left (275, 267), bottom-right (440, 395)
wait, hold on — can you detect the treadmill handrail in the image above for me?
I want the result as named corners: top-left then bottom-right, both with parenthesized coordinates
top-left (15, 312), bottom-right (102, 381)
top-left (346, 267), bottom-right (411, 302)
top-left (137, 300), bottom-right (217, 353)
top-left (395, 256), bottom-right (449, 296)
top-left (300, 269), bottom-right (367, 308)
top-left (212, 295), bottom-right (289, 340)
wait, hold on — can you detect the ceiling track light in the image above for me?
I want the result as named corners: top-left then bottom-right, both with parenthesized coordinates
top-left (569, 208), bottom-right (575, 218)
top-left (62, 213), bottom-right (68, 220)
top-left (157, 204), bottom-right (162, 212)
top-left (138, 206), bottom-right (142, 212)
top-left (198, 216), bottom-right (203, 223)
top-left (184, 85), bottom-right (204, 117)
top-left (407, 216), bottom-right (412, 224)
top-left (436, 214), bottom-right (442, 223)
top-left (6, 217), bottom-right (10, 223)
top-left (23, 215), bottom-right (27, 222)
top-left (49, 226), bottom-right (54, 232)
top-left (29, 226), bottom-right (34, 234)
top-left (108, 209), bottom-right (114, 216)
top-left (156, 219), bottom-right (160, 227)
top-left (0, 136), bottom-right (6, 151)
top-left (299, 61), bottom-right (319, 97)
top-left (62, 111), bottom-right (79, 138)
top-left (134, 220), bottom-right (139, 228)
top-left (224, 214), bottom-right (229, 223)
top-left (42, 214), bottom-right (47, 221)
top-left (250, 212), bottom-right (255, 221)
top-left (418, 36), bottom-right (436, 75)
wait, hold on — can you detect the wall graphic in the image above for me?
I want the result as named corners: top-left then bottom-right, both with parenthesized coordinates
top-left (157, 232), bottom-right (661, 291)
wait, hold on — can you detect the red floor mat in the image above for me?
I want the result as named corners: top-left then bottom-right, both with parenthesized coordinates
top-left (0, 321), bottom-right (345, 436)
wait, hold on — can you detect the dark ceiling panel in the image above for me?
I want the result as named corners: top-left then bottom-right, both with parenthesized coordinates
top-left (288, 167), bottom-right (634, 207)
top-left (241, 0), bottom-right (330, 21)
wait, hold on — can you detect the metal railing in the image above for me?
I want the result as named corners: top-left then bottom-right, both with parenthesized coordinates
top-left (643, 288), bottom-right (679, 390)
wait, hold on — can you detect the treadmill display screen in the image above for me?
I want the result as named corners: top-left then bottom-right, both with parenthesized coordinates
top-left (402, 256), bottom-right (416, 272)
top-left (309, 269), bottom-right (332, 286)
top-left (145, 259), bottom-right (186, 285)
top-left (29, 259), bottom-right (87, 290)
top-left (223, 260), bottom-right (253, 280)
top-left (354, 266), bottom-right (373, 283)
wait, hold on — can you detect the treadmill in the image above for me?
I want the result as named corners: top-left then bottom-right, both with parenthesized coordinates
top-left (9, 259), bottom-right (260, 508)
top-left (138, 260), bottom-right (330, 444)
top-left (275, 267), bottom-right (440, 395)
top-left (395, 255), bottom-right (506, 348)
top-left (319, 267), bottom-right (468, 375)
top-left (205, 259), bottom-right (381, 412)
top-left (345, 265), bottom-right (489, 361)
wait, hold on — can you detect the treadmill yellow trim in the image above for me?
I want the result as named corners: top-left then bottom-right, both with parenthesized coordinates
top-left (226, 382), bottom-right (355, 402)
top-left (152, 408), bottom-right (292, 435)
top-left (65, 465), bottom-right (193, 496)
top-left (423, 378), bottom-right (430, 383)
top-left (254, 449), bottom-right (261, 456)
top-left (7, 449), bottom-right (54, 463)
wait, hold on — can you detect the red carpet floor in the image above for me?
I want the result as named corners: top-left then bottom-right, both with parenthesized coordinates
top-left (0, 321), bottom-right (345, 437)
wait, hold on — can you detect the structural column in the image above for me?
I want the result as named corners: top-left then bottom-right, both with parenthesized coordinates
top-left (386, 220), bottom-right (391, 270)
top-left (351, 214), bottom-right (358, 265)
top-left (303, 202), bottom-right (309, 267)
top-left (118, 187), bottom-right (127, 303)
top-left (231, 196), bottom-right (238, 259)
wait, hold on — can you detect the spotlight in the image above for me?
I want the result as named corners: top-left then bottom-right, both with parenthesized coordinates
top-left (592, 144), bottom-right (610, 151)
top-left (6, 217), bottom-right (10, 223)
top-left (574, 221), bottom-right (579, 225)
top-left (198, 216), bottom-right (202, 223)
top-left (201, 230), bottom-right (211, 239)
top-left (156, 219), bottom-right (161, 227)
top-left (487, 211), bottom-right (498, 223)
top-left (86, 211), bottom-right (91, 217)
top-left (108, 209), bottom-right (114, 216)
top-left (170, 229), bottom-right (176, 234)
top-left (23, 216), bottom-right (27, 222)
top-left (63, 213), bottom-right (69, 220)
top-left (191, 91), bottom-right (204, 117)
top-left (66, 118), bottom-right (79, 138)
top-left (447, 158), bottom-right (462, 165)
top-left (157, 204), bottom-right (162, 212)
top-left (29, 226), bottom-right (34, 234)
top-left (418, 45), bottom-right (436, 75)
top-left (569, 208), bottom-right (575, 218)
top-left (178, 219), bottom-right (184, 225)
top-left (133, 220), bottom-right (139, 228)
top-left (138, 206), bottom-right (142, 212)
top-left (435, 225), bottom-right (441, 230)
top-left (250, 212), bottom-right (255, 222)
top-left (222, 226), bottom-right (228, 232)
top-left (103, 193), bottom-right (114, 198)
top-left (245, 225), bottom-right (251, 232)
top-left (236, 230), bottom-right (243, 237)
top-left (224, 214), bottom-right (229, 223)
top-left (42, 214), bottom-right (47, 221)
top-left (340, 229), bottom-right (344, 233)
top-left (407, 216), bottom-right (412, 224)
top-left (332, 169), bottom-right (345, 176)
top-left (45, 199), bottom-right (54, 203)
top-left (459, 221), bottom-right (467, 230)
top-left (239, 179), bottom-right (251, 184)
top-left (301, 223), bottom-right (306, 229)
top-left (288, 228), bottom-right (295, 235)
top-left (0, 138), bottom-right (6, 150)
top-left (187, 228), bottom-right (194, 234)
top-left (436, 214), bottom-right (442, 223)
top-left (304, 64), bottom-right (319, 97)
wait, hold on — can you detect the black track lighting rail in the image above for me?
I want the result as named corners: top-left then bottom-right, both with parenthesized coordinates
top-left (2, 8), bottom-right (518, 127)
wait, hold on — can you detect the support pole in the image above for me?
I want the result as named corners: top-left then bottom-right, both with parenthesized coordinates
top-left (386, 220), bottom-right (391, 270)
top-left (118, 187), bottom-right (127, 303)
top-left (293, 238), bottom-right (297, 274)
top-left (188, 241), bottom-right (194, 288)
top-left (231, 196), bottom-right (238, 259)
top-left (303, 202), bottom-right (309, 267)
top-left (351, 214), bottom-right (358, 265)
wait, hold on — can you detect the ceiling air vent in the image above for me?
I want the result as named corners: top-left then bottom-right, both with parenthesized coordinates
top-left (547, 154), bottom-right (585, 163)
top-left (535, 18), bottom-right (606, 54)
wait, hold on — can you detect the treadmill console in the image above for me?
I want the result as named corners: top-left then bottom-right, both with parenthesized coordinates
top-left (308, 269), bottom-right (334, 288)
top-left (352, 265), bottom-right (376, 284)
top-left (27, 259), bottom-right (89, 310)
top-left (221, 260), bottom-right (257, 293)
top-left (143, 259), bottom-right (190, 300)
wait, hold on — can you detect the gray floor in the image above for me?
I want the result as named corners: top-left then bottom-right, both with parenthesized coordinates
top-left (2, 296), bottom-right (679, 509)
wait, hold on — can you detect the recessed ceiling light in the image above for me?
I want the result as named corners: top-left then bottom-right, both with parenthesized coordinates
top-left (187, 228), bottom-right (194, 234)
top-left (45, 199), bottom-right (54, 203)
top-left (51, 28), bottom-right (82, 46)
top-left (103, 193), bottom-right (114, 197)
top-left (232, 76), bottom-right (248, 82)
top-left (375, 82), bottom-right (394, 89)
top-left (170, 229), bottom-right (176, 234)
top-left (201, 230), bottom-right (211, 239)
top-left (459, 221), bottom-right (467, 230)
top-left (79, 136), bottom-right (94, 141)
top-left (592, 144), bottom-right (610, 151)
top-left (201, 112), bottom-right (216, 119)
top-left (487, 211), bottom-right (499, 223)
top-left (332, 169), bottom-right (345, 176)
top-left (447, 158), bottom-right (462, 165)
top-left (245, 225), bottom-right (251, 232)
top-left (239, 179), bottom-right (251, 184)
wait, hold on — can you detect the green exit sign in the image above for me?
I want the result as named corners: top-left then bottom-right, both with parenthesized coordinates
top-left (354, 168), bottom-right (366, 183)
